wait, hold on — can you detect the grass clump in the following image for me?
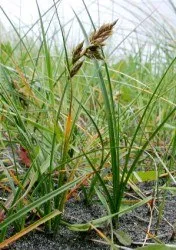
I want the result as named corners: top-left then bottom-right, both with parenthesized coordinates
top-left (0, 1), bottom-right (176, 249)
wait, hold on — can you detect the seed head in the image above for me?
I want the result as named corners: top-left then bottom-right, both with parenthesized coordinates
top-left (70, 60), bottom-right (84, 78)
top-left (72, 41), bottom-right (84, 64)
top-left (70, 19), bottom-right (117, 74)
top-left (90, 19), bottom-right (118, 46)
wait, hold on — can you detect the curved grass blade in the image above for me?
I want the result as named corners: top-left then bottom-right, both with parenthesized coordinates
top-left (0, 176), bottom-right (83, 231)
top-left (68, 196), bottom-right (151, 231)
top-left (0, 210), bottom-right (61, 249)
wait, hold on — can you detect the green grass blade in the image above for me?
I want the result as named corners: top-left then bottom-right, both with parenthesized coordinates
top-left (0, 176), bottom-right (83, 231)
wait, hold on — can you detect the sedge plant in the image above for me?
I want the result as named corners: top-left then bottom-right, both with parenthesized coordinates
top-left (69, 2), bottom-right (176, 229)
top-left (0, 1), bottom-right (93, 241)
top-left (0, 1), bottom-right (176, 247)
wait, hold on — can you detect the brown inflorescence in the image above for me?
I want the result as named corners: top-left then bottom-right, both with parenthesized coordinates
top-left (70, 20), bottom-right (118, 78)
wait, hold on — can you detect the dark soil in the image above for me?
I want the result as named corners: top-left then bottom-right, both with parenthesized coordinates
top-left (119, 195), bottom-right (176, 246)
top-left (8, 199), bottom-right (109, 250)
top-left (6, 190), bottom-right (176, 250)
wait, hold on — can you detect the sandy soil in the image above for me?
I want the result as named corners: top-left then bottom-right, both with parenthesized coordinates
top-left (7, 191), bottom-right (176, 250)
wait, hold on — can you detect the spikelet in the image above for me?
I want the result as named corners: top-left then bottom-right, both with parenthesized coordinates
top-left (89, 20), bottom-right (118, 46)
top-left (84, 20), bottom-right (118, 60)
top-left (72, 41), bottom-right (84, 64)
top-left (70, 60), bottom-right (84, 78)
